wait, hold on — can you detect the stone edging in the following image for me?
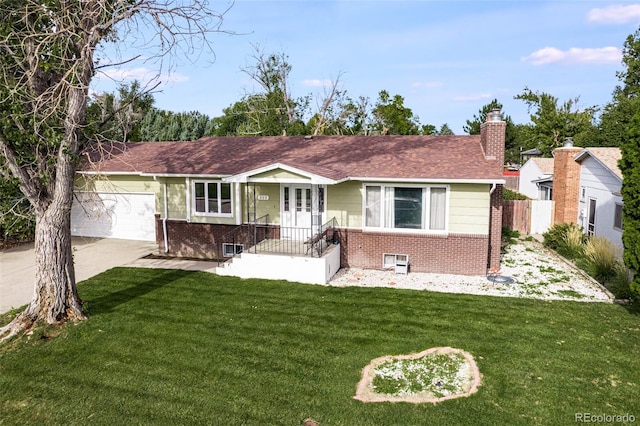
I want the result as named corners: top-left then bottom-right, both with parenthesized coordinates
top-left (354, 347), bottom-right (482, 404)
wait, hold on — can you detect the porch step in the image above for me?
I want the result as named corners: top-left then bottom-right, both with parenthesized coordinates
top-left (215, 255), bottom-right (240, 275)
top-left (213, 245), bottom-right (341, 285)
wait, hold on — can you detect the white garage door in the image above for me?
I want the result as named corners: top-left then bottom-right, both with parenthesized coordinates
top-left (71, 192), bottom-right (156, 241)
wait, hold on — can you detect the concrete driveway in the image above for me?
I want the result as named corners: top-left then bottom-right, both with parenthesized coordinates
top-left (0, 237), bottom-right (157, 314)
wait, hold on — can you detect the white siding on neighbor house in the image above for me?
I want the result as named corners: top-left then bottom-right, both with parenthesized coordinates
top-left (578, 156), bottom-right (623, 250)
top-left (518, 160), bottom-right (548, 199)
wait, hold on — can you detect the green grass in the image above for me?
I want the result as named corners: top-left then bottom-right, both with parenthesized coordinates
top-left (1, 268), bottom-right (639, 425)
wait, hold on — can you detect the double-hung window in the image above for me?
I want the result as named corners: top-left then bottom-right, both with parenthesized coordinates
top-left (364, 185), bottom-right (448, 231)
top-left (193, 181), bottom-right (232, 216)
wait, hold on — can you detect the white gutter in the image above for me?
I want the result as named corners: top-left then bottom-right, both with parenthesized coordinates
top-left (343, 177), bottom-right (506, 185)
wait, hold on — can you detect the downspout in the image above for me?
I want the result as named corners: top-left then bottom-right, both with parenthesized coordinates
top-left (489, 183), bottom-right (496, 195)
top-left (163, 181), bottom-right (169, 253)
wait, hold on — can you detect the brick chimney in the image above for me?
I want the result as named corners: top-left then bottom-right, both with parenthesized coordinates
top-left (480, 109), bottom-right (506, 168)
top-left (552, 140), bottom-right (582, 224)
top-left (483, 109), bottom-right (506, 272)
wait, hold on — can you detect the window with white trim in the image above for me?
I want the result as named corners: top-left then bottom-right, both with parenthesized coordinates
top-left (364, 185), bottom-right (448, 231)
top-left (193, 181), bottom-right (232, 216)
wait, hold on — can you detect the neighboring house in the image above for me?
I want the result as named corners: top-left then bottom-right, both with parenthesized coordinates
top-left (73, 114), bottom-right (506, 283)
top-left (574, 148), bottom-right (623, 250)
top-left (528, 145), bottom-right (624, 251)
top-left (510, 144), bottom-right (625, 246)
top-left (520, 148), bottom-right (542, 163)
top-left (518, 157), bottom-right (554, 200)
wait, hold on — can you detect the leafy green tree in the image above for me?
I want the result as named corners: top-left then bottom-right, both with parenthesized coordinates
top-left (371, 90), bottom-right (421, 135)
top-left (463, 99), bottom-right (504, 134)
top-left (333, 95), bottom-right (374, 135)
top-left (437, 123), bottom-right (454, 135)
top-left (622, 105), bottom-right (640, 296)
top-left (0, 0), bottom-right (230, 340)
top-left (420, 124), bottom-right (438, 135)
top-left (515, 88), bottom-right (597, 156)
top-left (139, 109), bottom-right (213, 141)
top-left (227, 48), bottom-right (309, 136)
top-left (86, 81), bottom-right (155, 143)
top-left (0, 177), bottom-right (34, 243)
top-left (589, 28), bottom-right (640, 148)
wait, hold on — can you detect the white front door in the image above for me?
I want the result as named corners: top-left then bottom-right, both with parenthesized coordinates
top-left (282, 184), bottom-right (312, 239)
top-left (281, 184), bottom-right (327, 240)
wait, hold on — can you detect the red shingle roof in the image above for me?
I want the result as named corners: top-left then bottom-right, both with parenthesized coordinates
top-left (83, 135), bottom-right (503, 181)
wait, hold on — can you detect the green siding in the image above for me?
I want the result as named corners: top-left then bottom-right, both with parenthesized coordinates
top-left (326, 181), bottom-right (490, 234)
top-left (75, 175), bottom-right (160, 210)
top-left (75, 175), bottom-right (491, 233)
top-left (242, 184), bottom-right (281, 223)
top-left (448, 183), bottom-right (490, 234)
top-left (164, 178), bottom-right (187, 220)
top-left (252, 169), bottom-right (309, 181)
top-left (327, 181), bottom-right (363, 228)
top-left (75, 175), bottom-right (159, 194)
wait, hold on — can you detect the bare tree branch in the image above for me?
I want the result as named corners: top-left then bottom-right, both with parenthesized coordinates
top-left (0, 0), bottom-right (234, 340)
top-left (312, 73), bottom-right (344, 136)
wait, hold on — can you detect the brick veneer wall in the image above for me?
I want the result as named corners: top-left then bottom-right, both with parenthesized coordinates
top-left (552, 147), bottom-right (582, 224)
top-left (488, 184), bottom-right (503, 270)
top-left (337, 228), bottom-right (490, 276)
top-left (155, 219), bottom-right (493, 275)
top-left (155, 216), bottom-right (279, 259)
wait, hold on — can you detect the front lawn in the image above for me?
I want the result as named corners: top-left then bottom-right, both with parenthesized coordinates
top-left (1, 268), bottom-right (638, 425)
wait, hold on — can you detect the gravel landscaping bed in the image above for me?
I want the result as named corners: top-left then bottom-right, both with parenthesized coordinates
top-left (328, 239), bottom-right (613, 302)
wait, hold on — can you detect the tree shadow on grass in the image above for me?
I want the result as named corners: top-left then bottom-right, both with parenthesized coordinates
top-left (619, 300), bottom-right (640, 316)
top-left (85, 268), bottom-right (196, 316)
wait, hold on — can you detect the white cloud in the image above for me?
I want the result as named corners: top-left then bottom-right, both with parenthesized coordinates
top-left (453, 93), bottom-right (492, 102)
top-left (411, 81), bottom-right (444, 89)
top-left (588, 4), bottom-right (640, 24)
top-left (521, 47), bottom-right (621, 65)
top-left (301, 79), bottom-right (333, 88)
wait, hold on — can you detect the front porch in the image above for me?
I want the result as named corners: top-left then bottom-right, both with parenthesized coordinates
top-left (214, 216), bottom-right (342, 284)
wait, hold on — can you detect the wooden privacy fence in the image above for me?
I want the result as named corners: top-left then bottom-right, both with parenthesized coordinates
top-left (503, 200), bottom-right (555, 235)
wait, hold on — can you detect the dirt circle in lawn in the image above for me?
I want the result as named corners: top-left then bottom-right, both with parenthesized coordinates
top-left (354, 347), bottom-right (481, 404)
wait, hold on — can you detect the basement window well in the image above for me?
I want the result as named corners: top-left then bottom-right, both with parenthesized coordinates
top-left (222, 243), bottom-right (243, 257)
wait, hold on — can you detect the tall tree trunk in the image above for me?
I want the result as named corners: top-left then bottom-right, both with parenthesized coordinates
top-left (28, 200), bottom-right (85, 324)
top-left (0, 146), bottom-right (86, 340)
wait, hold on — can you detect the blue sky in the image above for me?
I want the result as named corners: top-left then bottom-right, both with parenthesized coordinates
top-left (92, 1), bottom-right (640, 134)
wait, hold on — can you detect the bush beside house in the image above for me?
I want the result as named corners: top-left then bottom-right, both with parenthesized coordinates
top-left (542, 223), bottom-right (635, 300)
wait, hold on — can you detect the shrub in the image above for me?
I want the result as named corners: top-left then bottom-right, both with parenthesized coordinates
top-left (607, 262), bottom-right (635, 300)
top-left (543, 223), bottom-right (585, 259)
top-left (501, 226), bottom-right (520, 252)
top-left (579, 236), bottom-right (620, 284)
top-left (503, 188), bottom-right (528, 200)
top-left (563, 224), bottom-right (587, 259)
